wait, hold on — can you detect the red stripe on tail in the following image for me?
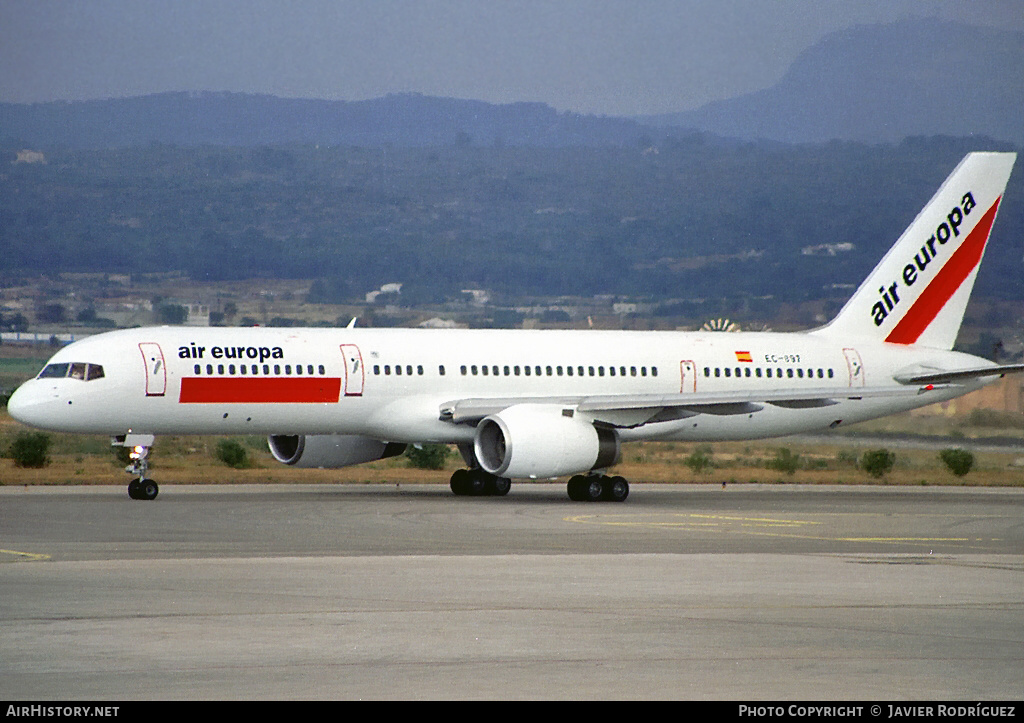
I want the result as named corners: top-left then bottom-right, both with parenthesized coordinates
top-left (885, 198), bottom-right (1001, 345)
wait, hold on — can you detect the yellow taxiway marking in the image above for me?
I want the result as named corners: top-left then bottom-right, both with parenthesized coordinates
top-left (563, 513), bottom-right (998, 549)
top-left (0, 548), bottom-right (51, 562)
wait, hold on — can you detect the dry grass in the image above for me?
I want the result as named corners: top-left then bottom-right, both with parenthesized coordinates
top-left (3, 407), bottom-right (1023, 488)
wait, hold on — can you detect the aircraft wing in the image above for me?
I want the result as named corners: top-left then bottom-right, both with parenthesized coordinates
top-left (440, 385), bottom-right (936, 426)
top-left (893, 363), bottom-right (1024, 385)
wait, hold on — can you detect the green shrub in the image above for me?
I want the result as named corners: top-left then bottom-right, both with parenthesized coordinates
top-left (939, 448), bottom-right (974, 477)
top-left (860, 449), bottom-right (896, 478)
top-left (216, 439), bottom-right (249, 469)
top-left (766, 447), bottom-right (801, 475)
top-left (684, 448), bottom-right (713, 474)
top-left (405, 443), bottom-right (451, 470)
top-left (10, 431), bottom-right (51, 468)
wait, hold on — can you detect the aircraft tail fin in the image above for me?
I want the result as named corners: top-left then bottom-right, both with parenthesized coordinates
top-left (816, 152), bottom-right (1016, 350)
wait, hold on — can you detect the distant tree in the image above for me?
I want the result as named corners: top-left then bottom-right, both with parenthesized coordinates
top-left (10, 431), bottom-right (51, 468)
top-left (158, 304), bottom-right (188, 324)
top-left (766, 448), bottom-right (801, 475)
top-left (38, 303), bottom-right (66, 324)
top-left (939, 448), bottom-right (974, 477)
top-left (684, 446), bottom-right (714, 474)
top-left (860, 449), bottom-right (896, 478)
top-left (405, 444), bottom-right (451, 470)
top-left (216, 439), bottom-right (249, 469)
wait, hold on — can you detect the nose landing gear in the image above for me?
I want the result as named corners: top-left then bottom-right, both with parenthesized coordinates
top-left (114, 434), bottom-right (158, 501)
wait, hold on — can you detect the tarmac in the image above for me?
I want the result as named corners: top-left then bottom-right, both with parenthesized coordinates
top-left (1, 483), bottom-right (1021, 700)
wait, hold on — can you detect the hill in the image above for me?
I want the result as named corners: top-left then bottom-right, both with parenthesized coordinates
top-left (640, 19), bottom-right (1024, 146)
top-left (0, 92), bottom-right (650, 149)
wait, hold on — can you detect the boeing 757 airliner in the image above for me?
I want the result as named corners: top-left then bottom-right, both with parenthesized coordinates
top-left (8, 152), bottom-right (1022, 501)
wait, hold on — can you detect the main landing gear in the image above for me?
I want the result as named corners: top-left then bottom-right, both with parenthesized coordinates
top-left (448, 469), bottom-right (630, 502)
top-left (114, 434), bottom-right (158, 501)
top-left (449, 468), bottom-right (512, 497)
top-left (567, 474), bottom-right (629, 502)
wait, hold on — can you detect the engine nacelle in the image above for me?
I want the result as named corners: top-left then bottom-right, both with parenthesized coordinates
top-left (473, 404), bottom-right (620, 479)
top-left (268, 434), bottom-right (406, 469)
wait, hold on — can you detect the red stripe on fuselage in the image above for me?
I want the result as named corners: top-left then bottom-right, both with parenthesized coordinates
top-left (885, 198), bottom-right (1001, 345)
top-left (179, 377), bottom-right (342, 403)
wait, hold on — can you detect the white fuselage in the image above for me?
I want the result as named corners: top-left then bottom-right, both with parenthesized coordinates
top-left (7, 325), bottom-right (990, 443)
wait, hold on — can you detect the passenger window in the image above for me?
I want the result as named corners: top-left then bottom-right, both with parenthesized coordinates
top-left (828, 368), bottom-right (834, 379)
top-left (206, 364), bottom-right (213, 375)
top-left (546, 366), bottom-right (553, 376)
top-left (406, 365), bottom-right (413, 376)
top-left (524, 366), bottom-right (531, 376)
top-left (417, 365), bottom-right (423, 375)
top-left (264, 365), bottom-right (271, 375)
top-left (218, 364), bottom-right (225, 375)
top-left (194, 364), bottom-right (201, 375)
top-left (396, 365), bottom-right (402, 376)
top-left (229, 365), bottom-right (236, 375)
top-left (631, 367), bottom-right (637, 377)
top-left (514, 366), bottom-right (520, 376)
top-left (319, 365), bottom-right (326, 375)
top-left (240, 365), bottom-right (247, 375)
top-left (472, 365), bottom-right (478, 376)
top-left (652, 367), bottom-right (658, 377)
top-left (787, 369), bottom-right (794, 378)
top-left (481, 365), bottom-right (488, 376)
top-left (439, 365), bottom-right (446, 376)
top-left (724, 368), bottom-right (731, 378)
top-left (609, 367), bottom-right (616, 377)
top-left (557, 366), bottom-right (563, 376)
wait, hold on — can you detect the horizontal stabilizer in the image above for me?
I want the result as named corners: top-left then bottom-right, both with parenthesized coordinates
top-left (893, 363), bottom-right (1024, 385)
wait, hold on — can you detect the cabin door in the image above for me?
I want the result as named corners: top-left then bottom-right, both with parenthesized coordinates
top-left (680, 360), bottom-right (696, 392)
top-left (843, 348), bottom-right (865, 387)
top-left (139, 343), bottom-right (167, 397)
top-left (340, 344), bottom-right (364, 396)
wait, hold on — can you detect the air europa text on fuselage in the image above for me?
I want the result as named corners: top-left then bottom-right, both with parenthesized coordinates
top-left (870, 191), bottom-right (977, 327)
top-left (177, 343), bottom-right (285, 362)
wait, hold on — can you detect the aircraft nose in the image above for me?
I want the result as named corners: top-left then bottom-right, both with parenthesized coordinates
top-left (6, 384), bottom-right (54, 429)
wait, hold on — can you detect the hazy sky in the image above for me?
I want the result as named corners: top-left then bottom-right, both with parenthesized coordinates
top-left (1, 0), bottom-right (1021, 115)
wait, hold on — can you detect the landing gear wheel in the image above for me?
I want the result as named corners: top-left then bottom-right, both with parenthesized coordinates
top-left (450, 469), bottom-right (471, 496)
top-left (451, 469), bottom-right (512, 497)
top-left (486, 476), bottom-right (512, 496)
top-left (604, 476), bottom-right (629, 502)
top-left (583, 475), bottom-right (605, 502)
top-left (567, 475), bottom-right (588, 501)
top-left (139, 479), bottom-right (159, 501)
top-left (128, 479), bottom-right (141, 500)
top-left (466, 469), bottom-right (489, 496)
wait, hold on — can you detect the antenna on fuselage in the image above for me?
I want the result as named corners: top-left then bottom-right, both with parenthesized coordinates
top-left (346, 317), bottom-right (358, 329)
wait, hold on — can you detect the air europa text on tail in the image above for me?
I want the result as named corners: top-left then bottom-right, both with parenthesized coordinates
top-left (871, 191), bottom-right (977, 327)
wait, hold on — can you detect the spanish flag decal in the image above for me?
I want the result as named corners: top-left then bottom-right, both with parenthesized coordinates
top-left (735, 351), bottom-right (753, 363)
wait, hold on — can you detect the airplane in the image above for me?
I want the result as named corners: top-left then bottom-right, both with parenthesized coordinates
top-left (7, 152), bottom-right (1023, 502)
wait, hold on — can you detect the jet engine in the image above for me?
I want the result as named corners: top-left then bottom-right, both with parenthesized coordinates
top-left (268, 434), bottom-right (406, 468)
top-left (473, 404), bottom-right (620, 479)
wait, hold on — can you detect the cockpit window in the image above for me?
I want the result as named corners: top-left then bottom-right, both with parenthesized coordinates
top-left (38, 363), bottom-right (70, 379)
top-left (37, 362), bottom-right (105, 381)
